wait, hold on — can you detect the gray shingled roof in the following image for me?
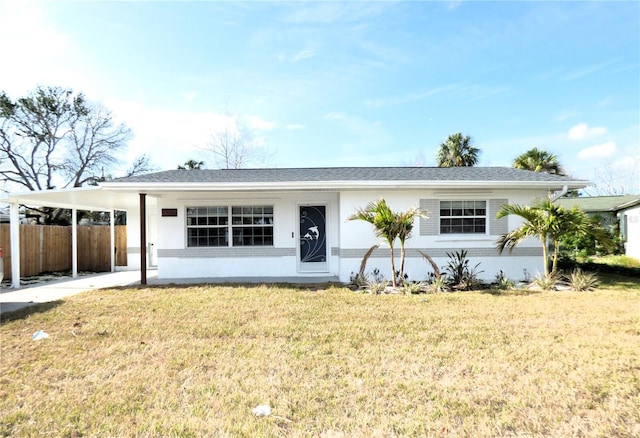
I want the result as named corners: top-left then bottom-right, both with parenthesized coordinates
top-left (109, 166), bottom-right (585, 184)
top-left (555, 195), bottom-right (640, 212)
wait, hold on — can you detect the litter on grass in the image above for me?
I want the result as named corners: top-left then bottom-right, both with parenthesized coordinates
top-left (32, 330), bottom-right (49, 341)
top-left (252, 405), bottom-right (292, 422)
top-left (252, 405), bottom-right (272, 417)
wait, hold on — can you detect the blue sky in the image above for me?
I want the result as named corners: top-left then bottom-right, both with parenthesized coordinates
top-left (1, 1), bottom-right (638, 193)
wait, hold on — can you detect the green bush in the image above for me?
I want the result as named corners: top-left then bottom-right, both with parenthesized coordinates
top-left (444, 250), bottom-right (483, 290)
top-left (564, 269), bottom-right (599, 291)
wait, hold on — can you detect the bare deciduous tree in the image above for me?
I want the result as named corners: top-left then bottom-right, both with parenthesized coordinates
top-left (584, 159), bottom-right (639, 195)
top-left (0, 86), bottom-right (131, 191)
top-left (124, 154), bottom-right (157, 178)
top-left (206, 112), bottom-right (272, 169)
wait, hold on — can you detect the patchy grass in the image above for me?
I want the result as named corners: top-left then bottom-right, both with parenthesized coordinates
top-left (590, 255), bottom-right (640, 269)
top-left (1, 283), bottom-right (639, 437)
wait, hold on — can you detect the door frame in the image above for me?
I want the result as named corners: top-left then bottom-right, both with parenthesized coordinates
top-left (296, 203), bottom-right (329, 273)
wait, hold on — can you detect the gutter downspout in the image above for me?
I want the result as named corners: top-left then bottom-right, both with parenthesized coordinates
top-left (551, 185), bottom-right (569, 202)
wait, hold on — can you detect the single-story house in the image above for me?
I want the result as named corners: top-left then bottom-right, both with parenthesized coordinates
top-left (2, 167), bottom-right (588, 288)
top-left (555, 194), bottom-right (640, 260)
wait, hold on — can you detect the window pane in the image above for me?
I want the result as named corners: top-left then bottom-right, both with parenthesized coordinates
top-left (188, 205), bottom-right (273, 247)
top-left (439, 200), bottom-right (487, 234)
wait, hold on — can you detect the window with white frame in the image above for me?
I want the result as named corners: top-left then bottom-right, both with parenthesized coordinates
top-left (439, 200), bottom-right (486, 234)
top-left (186, 205), bottom-right (273, 247)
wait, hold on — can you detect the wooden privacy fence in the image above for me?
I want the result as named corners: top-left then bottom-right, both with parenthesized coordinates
top-left (0, 225), bottom-right (127, 280)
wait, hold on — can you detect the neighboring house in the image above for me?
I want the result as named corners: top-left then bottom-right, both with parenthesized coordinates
top-left (555, 195), bottom-right (640, 260)
top-left (2, 167), bottom-right (587, 287)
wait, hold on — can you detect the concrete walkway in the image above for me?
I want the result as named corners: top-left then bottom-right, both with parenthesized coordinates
top-left (0, 271), bottom-right (342, 314)
top-left (0, 271), bottom-right (152, 314)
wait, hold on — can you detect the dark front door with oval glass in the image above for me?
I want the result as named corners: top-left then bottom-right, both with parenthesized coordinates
top-left (299, 205), bottom-right (327, 272)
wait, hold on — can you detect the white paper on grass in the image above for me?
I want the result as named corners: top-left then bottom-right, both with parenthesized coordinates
top-left (32, 330), bottom-right (49, 341)
top-left (252, 405), bottom-right (272, 417)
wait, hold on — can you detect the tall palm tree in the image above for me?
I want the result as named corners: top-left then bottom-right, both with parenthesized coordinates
top-left (513, 148), bottom-right (565, 175)
top-left (436, 133), bottom-right (480, 167)
top-left (348, 199), bottom-right (400, 287)
top-left (496, 198), bottom-right (612, 277)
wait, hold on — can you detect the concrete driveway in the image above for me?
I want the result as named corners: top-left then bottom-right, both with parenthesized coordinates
top-left (0, 271), bottom-right (151, 314)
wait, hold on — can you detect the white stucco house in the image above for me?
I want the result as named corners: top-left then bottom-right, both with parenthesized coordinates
top-left (2, 167), bottom-right (588, 287)
top-left (556, 195), bottom-right (640, 260)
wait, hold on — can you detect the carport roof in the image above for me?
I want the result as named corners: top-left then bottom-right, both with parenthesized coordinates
top-left (1, 186), bottom-right (148, 211)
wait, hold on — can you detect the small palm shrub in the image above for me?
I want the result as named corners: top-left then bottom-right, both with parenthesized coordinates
top-left (532, 273), bottom-right (559, 291)
top-left (565, 269), bottom-right (599, 291)
top-left (364, 268), bottom-right (388, 294)
top-left (429, 275), bottom-right (449, 293)
top-left (494, 270), bottom-right (515, 290)
top-left (349, 271), bottom-right (368, 289)
top-left (403, 281), bottom-right (427, 295)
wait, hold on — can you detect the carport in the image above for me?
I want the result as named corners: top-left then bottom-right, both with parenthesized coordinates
top-left (1, 187), bottom-right (154, 288)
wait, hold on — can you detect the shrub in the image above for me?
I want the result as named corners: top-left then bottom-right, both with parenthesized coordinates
top-left (494, 270), bottom-right (515, 290)
top-left (565, 269), bottom-right (599, 292)
top-left (364, 268), bottom-right (388, 294)
top-left (365, 278), bottom-right (388, 294)
top-left (443, 250), bottom-right (483, 290)
top-left (349, 271), bottom-right (368, 289)
top-left (532, 273), bottom-right (559, 291)
top-left (403, 281), bottom-right (427, 295)
top-left (429, 275), bottom-right (449, 293)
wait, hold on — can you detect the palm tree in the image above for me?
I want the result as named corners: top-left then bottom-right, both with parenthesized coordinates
top-left (436, 133), bottom-right (480, 167)
top-left (348, 199), bottom-right (400, 286)
top-left (178, 159), bottom-right (204, 170)
top-left (396, 206), bottom-right (428, 281)
top-left (548, 207), bottom-right (612, 273)
top-left (496, 198), bottom-right (612, 277)
top-left (513, 148), bottom-right (565, 175)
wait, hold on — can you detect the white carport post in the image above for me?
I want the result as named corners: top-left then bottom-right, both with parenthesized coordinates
top-left (9, 203), bottom-right (20, 289)
top-left (110, 210), bottom-right (115, 272)
top-left (71, 208), bottom-right (78, 278)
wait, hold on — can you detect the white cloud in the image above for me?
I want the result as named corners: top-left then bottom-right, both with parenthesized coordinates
top-left (277, 49), bottom-right (315, 63)
top-left (595, 97), bottom-right (612, 108)
top-left (104, 98), bottom-right (229, 171)
top-left (577, 141), bottom-right (617, 160)
top-left (103, 99), bottom-right (276, 171)
top-left (562, 58), bottom-right (622, 81)
top-left (180, 91), bottom-right (197, 102)
top-left (554, 110), bottom-right (579, 122)
top-left (365, 84), bottom-right (459, 108)
top-left (0, 1), bottom-right (94, 97)
top-left (567, 123), bottom-right (608, 141)
top-left (285, 124), bottom-right (306, 131)
top-left (244, 115), bottom-right (274, 131)
top-left (291, 49), bottom-right (315, 62)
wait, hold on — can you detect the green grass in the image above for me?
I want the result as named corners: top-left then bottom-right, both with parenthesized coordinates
top-left (1, 281), bottom-right (639, 437)
top-left (590, 254), bottom-right (640, 269)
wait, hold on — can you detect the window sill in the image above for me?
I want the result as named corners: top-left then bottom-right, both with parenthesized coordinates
top-left (434, 235), bottom-right (495, 243)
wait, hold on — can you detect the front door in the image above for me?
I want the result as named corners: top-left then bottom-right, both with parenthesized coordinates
top-left (299, 205), bottom-right (327, 272)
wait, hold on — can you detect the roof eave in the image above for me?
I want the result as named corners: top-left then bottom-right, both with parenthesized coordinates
top-left (100, 179), bottom-right (589, 192)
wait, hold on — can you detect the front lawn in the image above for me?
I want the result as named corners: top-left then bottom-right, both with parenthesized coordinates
top-left (1, 282), bottom-right (638, 437)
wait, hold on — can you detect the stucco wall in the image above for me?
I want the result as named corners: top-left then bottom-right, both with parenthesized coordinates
top-left (338, 188), bottom-right (545, 283)
top-left (127, 187), bottom-right (550, 283)
top-left (622, 206), bottom-right (640, 260)
top-left (153, 191), bottom-right (340, 279)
